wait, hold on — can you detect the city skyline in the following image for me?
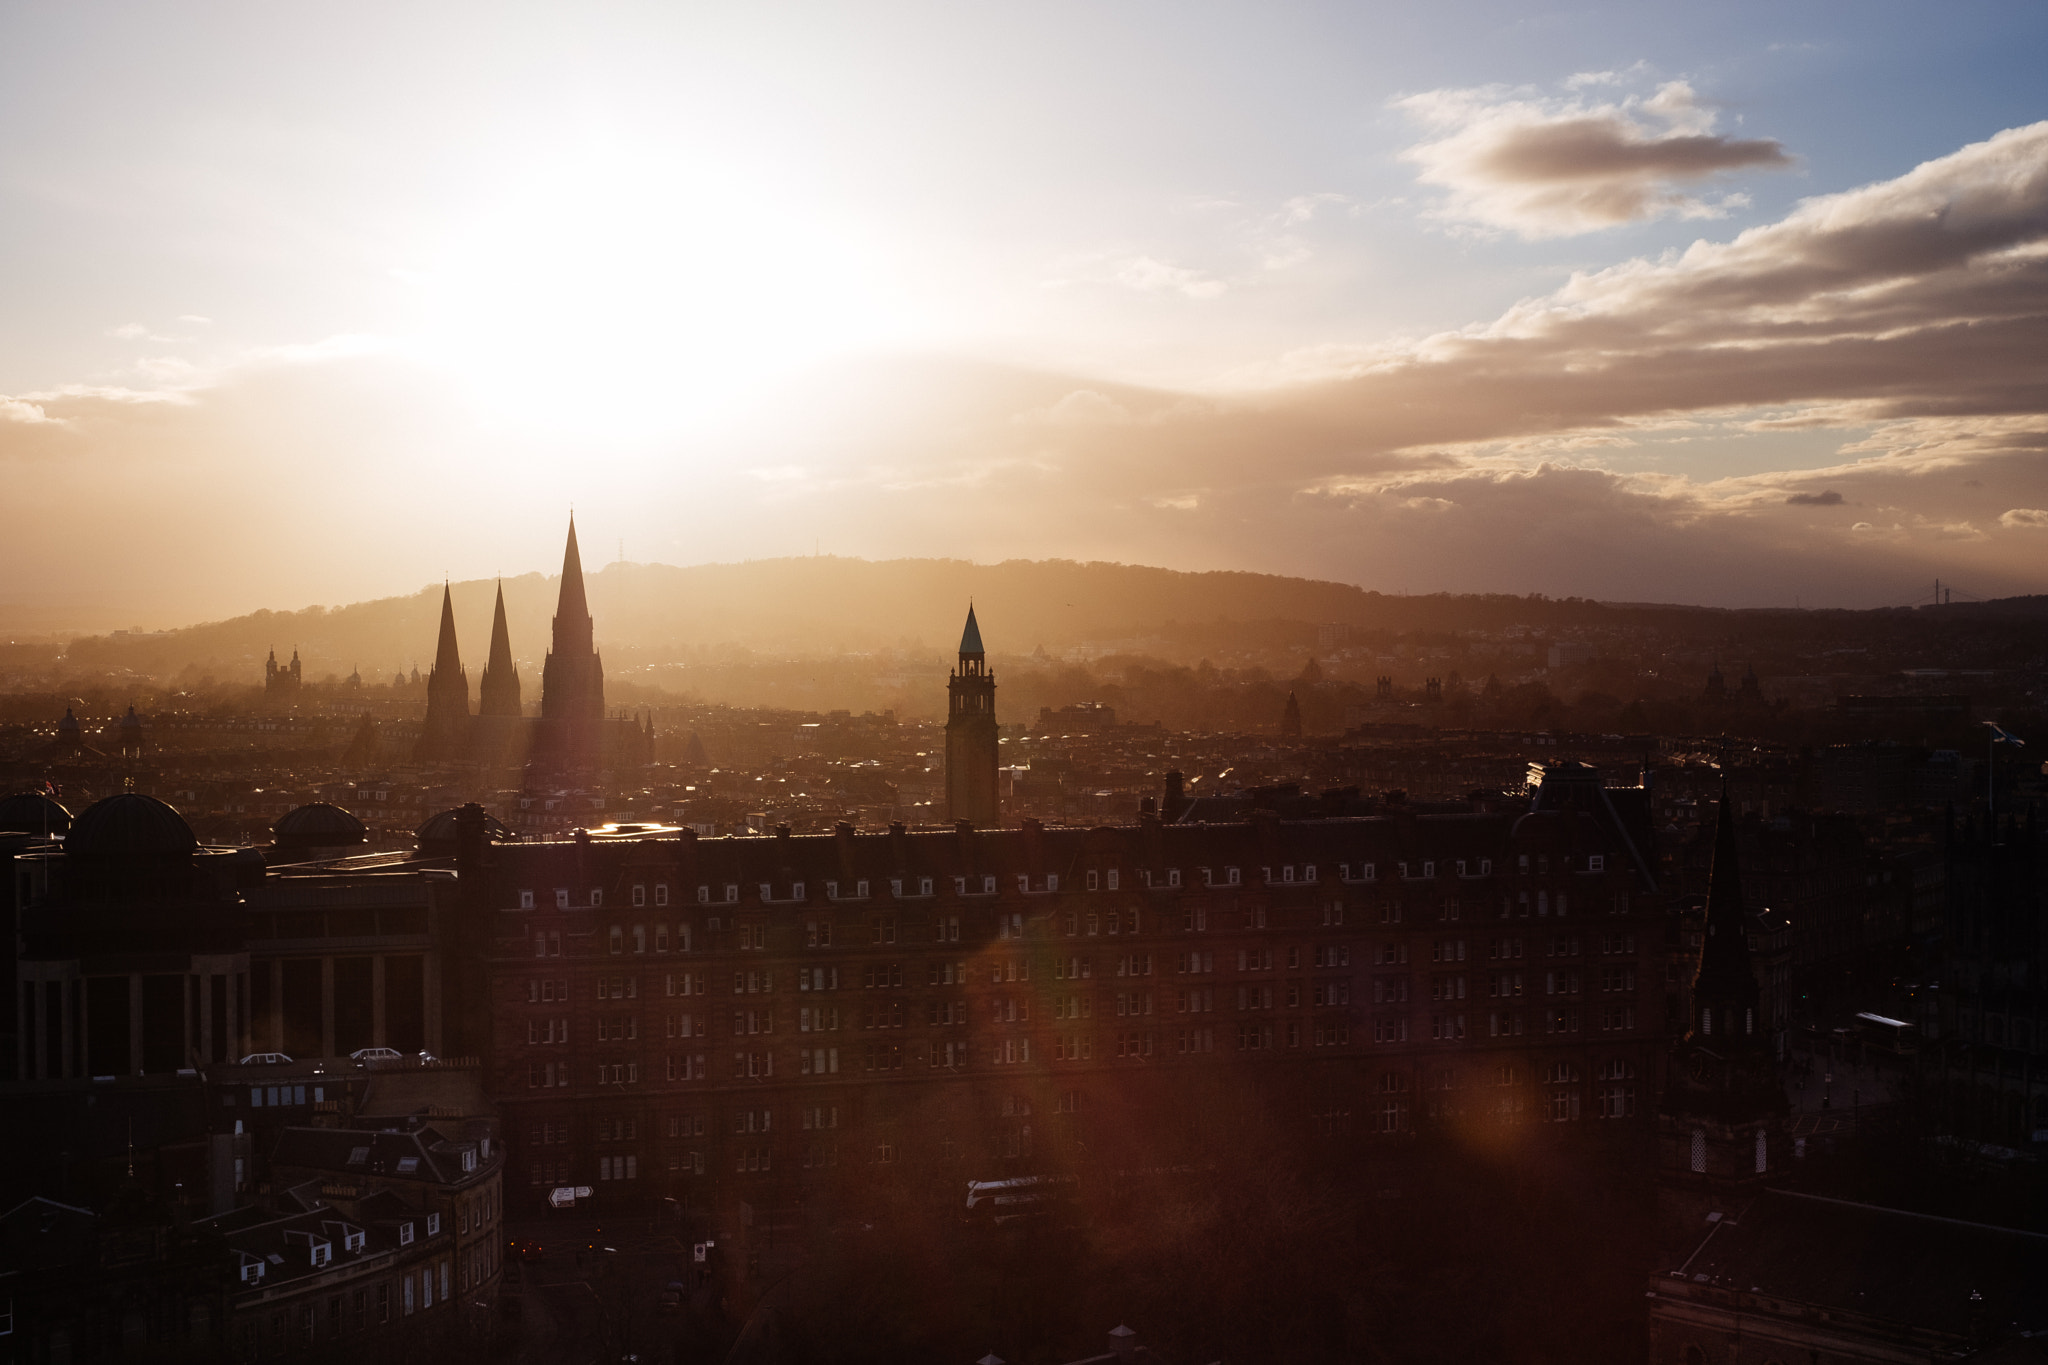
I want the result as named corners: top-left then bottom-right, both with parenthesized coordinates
top-left (3, 3), bottom-right (2048, 626)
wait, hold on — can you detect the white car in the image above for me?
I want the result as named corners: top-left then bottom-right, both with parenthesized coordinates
top-left (350, 1047), bottom-right (404, 1062)
top-left (238, 1052), bottom-right (293, 1065)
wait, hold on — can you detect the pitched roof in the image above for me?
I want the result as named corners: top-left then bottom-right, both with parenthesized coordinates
top-left (959, 605), bottom-right (985, 657)
top-left (1668, 1190), bottom-right (2048, 1338)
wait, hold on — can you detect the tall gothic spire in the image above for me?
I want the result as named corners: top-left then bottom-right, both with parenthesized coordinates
top-left (959, 604), bottom-right (985, 659)
top-left (553, 513), bottom-right (593, 658)
top-left (416, 582), bottom-right (471, 759)
top-left (541, 514), bottom-right (605, 723)
top-left (432, 583), bottom-right (462, 678)
top-left (1690, 774), bottom-right (1763, 1046)
top-left (479, 579), bottom-right (522, 718)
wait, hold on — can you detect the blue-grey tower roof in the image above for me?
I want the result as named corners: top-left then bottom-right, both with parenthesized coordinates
top-left (959, 605), bottom-right (985, 658)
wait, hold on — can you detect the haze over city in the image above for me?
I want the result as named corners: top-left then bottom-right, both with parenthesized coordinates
top-left (4, 2), bottom-right (2048, 633)
top-left (8, 8), bottom-right (2048, 1365)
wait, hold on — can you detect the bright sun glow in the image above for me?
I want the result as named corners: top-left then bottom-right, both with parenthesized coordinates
top-left (415, 143), bottom-right (914, 439)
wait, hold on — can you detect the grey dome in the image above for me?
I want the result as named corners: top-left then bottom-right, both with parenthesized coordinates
top-left (68, 793), bottom-right (197, 859)
top-left (416, 806), bottom-right (510, 853)
top-left (0, 792), bottom-right (72, 835)
top-left (273, 802), bottom-right (367, 848)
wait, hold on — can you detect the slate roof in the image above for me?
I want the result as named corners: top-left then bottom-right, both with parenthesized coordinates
top-left (1671, 1190), bottom-right (2048, 1338)
top-left (270, 1123), bottom-right (483, 1187)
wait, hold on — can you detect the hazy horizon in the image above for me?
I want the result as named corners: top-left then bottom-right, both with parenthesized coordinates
top-left (5, 2), bottom-right (2048, 629)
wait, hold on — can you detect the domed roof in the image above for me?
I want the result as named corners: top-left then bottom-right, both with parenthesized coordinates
top-left (68, 793), bottom-right (197, 859)
top-left (0, 791), bottom-right (72, 835)
top-left (273, 802), bottom-right (367, 848)
top-left (416, 805), bottom-right (511, 852)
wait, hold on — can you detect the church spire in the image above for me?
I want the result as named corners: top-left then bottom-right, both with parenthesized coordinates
top-left (1691, 773), bottom-right (1763, 1047)
top-left (541, 513), bottom-right (605, 724)
top-left (479, 579), bottom-right (522, 718)
top-left (415, 582), bottom-right (471, 759)
top-left (432, 583), bottom-right (461, 678)
top-left (554, 514), bottom-right (592, 657)
top-left (959, 604), bottom-right (985, 659)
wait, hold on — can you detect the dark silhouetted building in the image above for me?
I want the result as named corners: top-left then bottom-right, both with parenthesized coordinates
top-left (464, 760), bottom-right (1666, 1223)
top-left (946, 606), bottom-right (1000, 828)
top-left (1656, 778), bottom-right (1786, 1242)
top-left (478, 579), bottom-right (522, 720)
top-left (264, 648), bottom-right (303, 703)
top-left (540, 516), bottom-right (605, 724)
top-left (414, 584), bottom-right (471, 761)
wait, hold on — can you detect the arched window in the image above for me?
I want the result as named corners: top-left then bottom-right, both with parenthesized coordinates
top-left (1700, 1008), bottom-right (1712, 1036)
top-left (1690, 1129), bottom-right (1706, 1173)
top-left (1745, 1007), bottom-right (1754, 1035)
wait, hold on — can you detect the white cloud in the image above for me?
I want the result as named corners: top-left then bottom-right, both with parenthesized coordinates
top-left (0, 398), bottom-right (59, 425)
top-left (1116, 255), bottom-right (1228, 299)
top-left (2000, 507), bottom-right (2048, 528)
top-left (1395, 77), bottom-right (1791, 237)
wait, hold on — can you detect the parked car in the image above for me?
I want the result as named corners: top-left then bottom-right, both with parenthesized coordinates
top-left (350, 1047), bottom-right (404, 1062)
top-left (237, 1052), bottom-right (292, 1065)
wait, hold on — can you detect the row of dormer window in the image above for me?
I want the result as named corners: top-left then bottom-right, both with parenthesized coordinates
top-left (513, 852), bottom-right (1609, 913)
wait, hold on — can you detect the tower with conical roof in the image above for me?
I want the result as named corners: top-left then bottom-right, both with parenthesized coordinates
top-left (1657, 774), bottom-right (1785, 1246)
top-left (479, 580), bottom-right (522, 718)
top-left (1691, 778), bottom-right (1765, 1049)
top-left (415, 583), bottom-right (471, 760)
top-left (945, 605), bottom-right (1000, 827)
top-left (541, 516), bottom-right (605, 724)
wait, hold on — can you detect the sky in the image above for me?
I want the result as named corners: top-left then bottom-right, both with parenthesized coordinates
top-left (3, 1), bottom-right (2048, 631)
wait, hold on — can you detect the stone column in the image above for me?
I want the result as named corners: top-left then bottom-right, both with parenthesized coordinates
top-left (61, 978), bottom-right (75, 1079)
top-left (270, 960), bottom-right (285, 1052)
top-left (129, 972), bottom-right (145, 1075)
top-left (321, 956), bottom-right (336, 1059)
top-left (372, 956), bottom-right (387, 1048)
top-left (27, 978), bottom-right (43, 1081)
top-left (199, 974), bottom-right (214, 1064)
top-left (423, 951), bottom-right (442, 1057)
top-left (183, 973), bottom-right (196, 1068)
top-left (228, 971), bottom-right (243, 1059)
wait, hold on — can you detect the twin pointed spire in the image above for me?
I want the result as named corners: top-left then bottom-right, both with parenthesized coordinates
top-left (413, 515), bottom-right (607, 748)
